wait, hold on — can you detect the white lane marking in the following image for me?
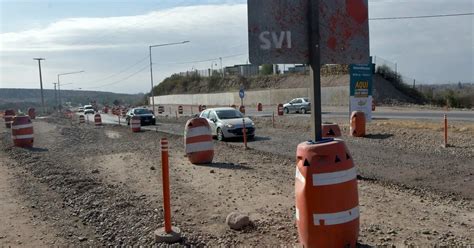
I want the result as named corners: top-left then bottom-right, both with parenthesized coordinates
top-left (295, 207), bottom-right (300, 221)
top-left (12, 134), bottom-right (34, 139)
top-left (313, 206), bottom-right (359, 226)
top-left (186, 126), bottom-right (211, 138)
top-left (11, 123), bottom-right (33, 129)
top-left (185, 141), bottom-right (213, 154)
top-left (312, 167), bottom-right (357, 186)
top-left (295, 167), bottom-right (306, 184)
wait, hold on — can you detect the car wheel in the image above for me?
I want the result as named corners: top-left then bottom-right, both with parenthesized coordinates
top-left (217, 128), bottom-right (225, 141)
top-left (301, 108), bottom-right (307, 114)
top-left (284, 107), bottom-right (289, 114)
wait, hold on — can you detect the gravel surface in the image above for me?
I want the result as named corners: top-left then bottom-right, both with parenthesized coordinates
top-left (0, 115), bottom-right (472, 246)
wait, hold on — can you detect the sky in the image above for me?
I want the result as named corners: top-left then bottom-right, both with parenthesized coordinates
top-left (0, 0), bottom-right (473, 94)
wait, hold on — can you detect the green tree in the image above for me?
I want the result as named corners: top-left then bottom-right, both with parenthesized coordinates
top-left (260, 64), bottom-right (273, 75)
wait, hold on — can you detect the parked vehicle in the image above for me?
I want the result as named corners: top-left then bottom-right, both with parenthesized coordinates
top-left (83, 105), bottom-right (95, 114)
top-left (283, 97), bottom-right (311, 114)
top-left (200, 107), bottom-right (255, 141)
top-left (125, 108), bottom-right (156, 126)
top-left (77, 107), bottom-right (84, 112)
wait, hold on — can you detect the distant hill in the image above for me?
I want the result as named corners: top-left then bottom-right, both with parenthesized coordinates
top-left (0, 88), bottom-right (145, 111)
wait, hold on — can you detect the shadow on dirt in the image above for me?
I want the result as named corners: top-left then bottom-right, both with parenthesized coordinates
top-left (199, 162), bottom-right (253, 170)
top-left (357, 243), bottom-right (374, 248)
top-left (364, 133), bottom-right (393, 139)
top-left (224, 136), bottom-right (271, 143)
top-left (27, 147), bottom-right (49, 152)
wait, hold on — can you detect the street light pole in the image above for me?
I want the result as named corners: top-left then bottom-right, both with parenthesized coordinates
top-left (57, 71), bottom-right (85, 110)
top-left (52, 83), bottom-right (58, 110)
top-left (33, 58), bottom-right (45, 114)
top-left (149, 40), bottom-right (190, 113)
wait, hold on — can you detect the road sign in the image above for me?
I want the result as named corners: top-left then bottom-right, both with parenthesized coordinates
top-left (248, 0), bottom-right (369, 65)
top-left (349, 63), bottom-right (373, 121)
top-left (239, 88), bottom-right (245, 99)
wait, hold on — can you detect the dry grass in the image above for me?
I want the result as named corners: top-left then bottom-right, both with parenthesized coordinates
top-left (374, 119), bottom-right (474, 134)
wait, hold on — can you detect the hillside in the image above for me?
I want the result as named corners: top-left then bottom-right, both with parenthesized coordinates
top-left (0, 88), bottom-right (144, 111)
top-left (152, 73), bottom-right (423, 105)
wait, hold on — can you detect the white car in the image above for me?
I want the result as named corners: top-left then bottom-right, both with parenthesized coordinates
top-left (200, 107), bottom-right (255, 141)
top-left (83, 105), bottom-right (95, 114)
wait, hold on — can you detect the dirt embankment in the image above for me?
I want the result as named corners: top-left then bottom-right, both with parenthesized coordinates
top-left (0, 117), bottom-right (472, 246)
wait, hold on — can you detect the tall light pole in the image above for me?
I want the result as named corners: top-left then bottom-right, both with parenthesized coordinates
top-left (52, 83), bottom-right (58, 110)
top-left (57, 71), bottom-right (84, 110)
top-left (33, 58), bottom-right (45, 114)
top-left (149, 40), bottom-right (190, 113)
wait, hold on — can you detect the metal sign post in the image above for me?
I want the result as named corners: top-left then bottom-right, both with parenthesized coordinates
top-left (308, 0), bottom-right (322, 141)
top-left (239, 88), bottom-right (245, 109)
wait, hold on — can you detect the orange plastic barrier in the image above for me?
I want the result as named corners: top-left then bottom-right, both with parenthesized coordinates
top-left (322, 123), bottom-right (342, 138)
top-left (277, 104), bottom-right (284, 116)
top-left (295, 139), bottom-right (359, 247)
top-left (103, 107), bottom-right (109, 114)
top-left (11, 115), bottom-right (34, 148)
top-left (27, 107), bottom-right (36, 119)
top-left (158, 106), bottom-right (164, 114)
top-left (178, 105), bottom-right (183, 114)
top-left (94, 113), bottom-right (102, 126)
top-left (257, 103), bottom-right (262, 112)
top-left (121, 108), bottom-right (128, 117)
top-left (239, 105), bottom-right (245, 114)
top-left (4, 109), bottom-right (15, 128)
top-left (184, 118), bottom-right (214, 164)
top-left (79, 115), bottom-right (85, 124)
top-left (231, 104), bottom-right (237, 109)
top-left (131, 116), bottom-right (141, 132)
top-left (350, 111), bottom-right (366, 137)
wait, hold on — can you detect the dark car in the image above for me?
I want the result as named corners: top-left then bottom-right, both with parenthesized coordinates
top-left (126, 108), bottom-right (156, 126)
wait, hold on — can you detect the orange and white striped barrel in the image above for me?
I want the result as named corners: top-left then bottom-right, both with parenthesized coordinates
top-left (257, 103), bottom-right (262, 112)
top-left (79, 115), bottom-right (85, 124)
top-left (178, 105), bottom-right (183, 115)
top-left (239, 105), bottom-right (245, 114)
top-left (322, 123), bottom-right (342, 138)
top-left (277, 104), bottom-right (284, 116)
top-left (27, 107), bottom-right (36, 119)
top-left (11, 115), bottom-right (34, 148)
top-left (4, 109), bottom-right (15, 128)
top-left (350, 111), bottom-right (366, 137)
top-left (130, 116), bottom-right (141, 132)
top-left (295, 138), bottom-right (359, 247)
top-left (121, 108), bottom-right (127, 117)
top-left (184, 118), bottom-right (214, 164)
top-left (94, 113), bottom-right (102, 126)
top-left (158, 106), bottom-right (164, 114)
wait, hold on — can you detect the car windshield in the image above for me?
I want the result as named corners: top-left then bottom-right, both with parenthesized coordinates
top-left (84, 106), bottom-right (93, 109)
top-left (134, 109), bottom-right (153, 115)
top-left (215, 109), bottom-right (243, 119)
top-left (303, 98), bottom-right (309, 102)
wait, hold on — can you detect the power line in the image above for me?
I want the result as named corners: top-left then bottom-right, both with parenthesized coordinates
top-left (370, 12), bottom-right (473, 20)
top-left (83, 54), bottom-right (149, 84)
top-left (85, 64), bottom-right (149, 89)
top-left (158, 53), bottom-right (247, 65)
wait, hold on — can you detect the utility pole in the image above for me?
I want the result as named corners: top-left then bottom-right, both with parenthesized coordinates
top-left (33, 58), bottom-right (46, 114)
top-left (52, 83), bottom-right (58, 110)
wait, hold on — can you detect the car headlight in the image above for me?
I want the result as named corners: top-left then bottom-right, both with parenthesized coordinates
top-left (152, 116), bottom-right (156, 119)
top-left (225, 124), bottom-right (234, 128)
top-left (250, 122), bottom-right (255, 126)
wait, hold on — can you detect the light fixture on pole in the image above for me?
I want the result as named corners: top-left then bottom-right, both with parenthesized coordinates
top-left (57, 70), bottom-right (84, 110)
top-left (149, 40), bottom-right (190, 113)
top-left (33, 58), bottom-right (45, 114)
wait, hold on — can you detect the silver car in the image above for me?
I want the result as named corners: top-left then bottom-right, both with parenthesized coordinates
top-left (283, 97), bottom-right (311, 114)
top-left (200, 107), bottom-right (255, 141)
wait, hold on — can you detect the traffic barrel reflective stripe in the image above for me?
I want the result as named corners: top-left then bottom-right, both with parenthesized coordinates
top-left (94, 114), bottom-right (102, 126)
top-left (11, 115), bottom-right (34, 148)
top-left (27, 107), bottom-right (36, 119)
top-left (130, 116), bottom-right (141, 132)
top-left (350, 111), bottom-right (366, 137)
top-left (277, 104), bottom-right (284, 116)
top-left (178, 105), bottom-right (183, 114)
top-left (79, 115), bottom-right (85, 123)
top-left (184, 118), bottom-right (213, 164)
top-left (322, 123), bottom-right (342, 138)
top-left (4, 109), bottom-right (16, 128)
top-left (295, 139), bottom-right (359, 247)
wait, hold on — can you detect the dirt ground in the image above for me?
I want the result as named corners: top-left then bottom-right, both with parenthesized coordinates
top-left (0, 115), bottom-right (473, 246)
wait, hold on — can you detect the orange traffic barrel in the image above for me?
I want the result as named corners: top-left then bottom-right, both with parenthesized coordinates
top-left (27, 107), bottom-right (36, 119)
top-left (158, 106), bottom-right (164, 114)
top-left (130, 116), bottom-right (141, 132)
top-left (257, 103), bottom-right (262, 112)
top-left (94, 113), bottom-right (102, 126)
top-left (350, 111), bottom-right (366, 137)
top-left (295, 138), bottom-right (359, 247)
top-left (201, 105), bottom-right (207, 111)
top-left (121, 108), bottom-right (127, 117)
top-left (184, 117), bottom-right (214, 164)
top-left (79, 115), bottom-right (85, 124)
top-left (322, 123), bottom-right (342, 138)
top-left (239, 105), bottom-right (245, 114)
top-left (277, 104), bottom-right (284, 116)
top-left (103, 107), bottom-right (109, 114)
top-left (11, 115), bottom-right (34, 148)
top-left (4, 109), bottom-right (16, 128)
top-left (178, 105), bottom-right (183, 114)
top-left (231, 104), bottom-right (237, 109)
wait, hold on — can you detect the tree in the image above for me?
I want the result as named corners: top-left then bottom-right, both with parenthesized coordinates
top-left (260, 64), bottom-right (273, 75)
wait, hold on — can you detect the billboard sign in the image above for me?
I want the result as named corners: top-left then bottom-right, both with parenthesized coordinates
top-left (248, 0), bottom-right (369, 65)
top-left (349, 63), bottom-right (373, 121)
